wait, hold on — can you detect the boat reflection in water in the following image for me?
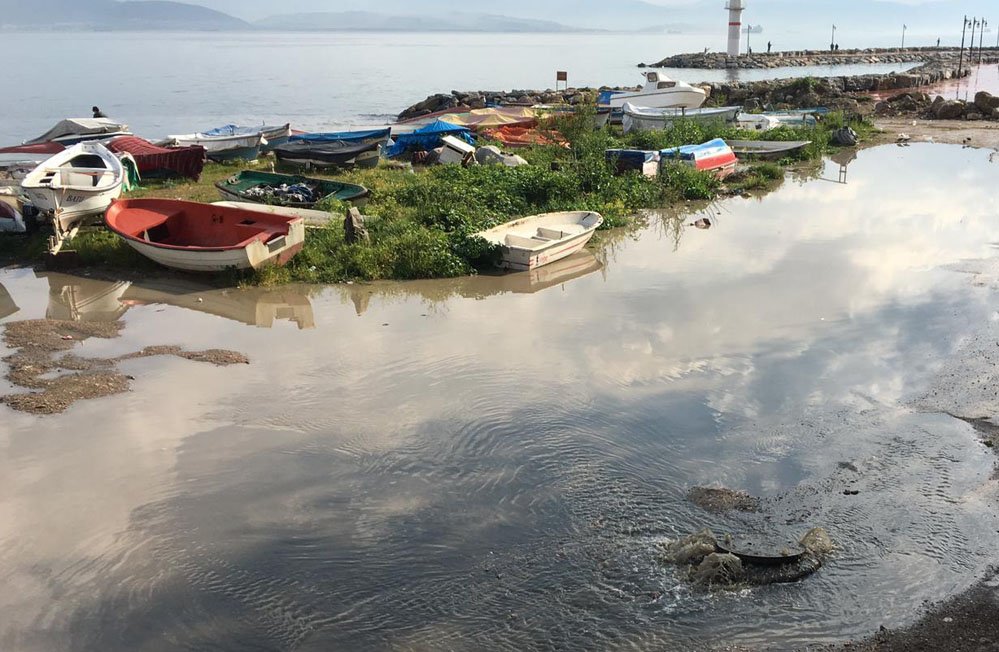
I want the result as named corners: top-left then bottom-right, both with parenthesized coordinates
top-left (343, 250), bottom-right (604, 316)
top-left (0, 281), bottom-right (19, 320)
top-left (37, 272), bottom-right (317, 329)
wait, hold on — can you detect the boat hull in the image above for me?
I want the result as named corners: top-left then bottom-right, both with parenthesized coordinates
top-left (622, 105), bottom-right (740, 133)
top-left (121, 237), bottom-right (304, 272)
top-left (501, 229), bottom-right (597, 271)
top-left (605, 88), bottom-right (706, 110)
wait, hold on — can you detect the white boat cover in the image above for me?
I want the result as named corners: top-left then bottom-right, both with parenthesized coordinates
top-left (26, 118), bottom-right (130, 145)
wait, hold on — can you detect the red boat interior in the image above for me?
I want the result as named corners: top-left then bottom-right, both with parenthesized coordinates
top-left (108, 201), bottom-right (291, 249)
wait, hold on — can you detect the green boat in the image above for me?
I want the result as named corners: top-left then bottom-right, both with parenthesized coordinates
top-left (215, 170), bottom-right (370, 209)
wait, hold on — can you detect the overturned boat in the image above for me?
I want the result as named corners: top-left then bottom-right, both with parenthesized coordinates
top-left (272, 139), bottom-right (382, 170)
top-left (164, 130), bottom-right (265, 162)
top-left (474, 211), bottom-right (603, 271)
top-left (289, 128), bottom-right (392, 147)
top-left (622, 102), bottom-right (740, 133)
top-left (660, 138), bottom-right (738, 178)
top-left (104, 198), bottom-right (305, 272)
top-left (20, 142), bottom-right (124, 251)
top-left (200, 123), bottom-right (293, 152)
top-left (25, 118), bottom-right (132, 146)
top-left (725, 139), bottom-right (812, 158)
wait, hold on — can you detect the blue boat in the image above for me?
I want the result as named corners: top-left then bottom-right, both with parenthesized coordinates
top-left (386, 120), bottom-right (474, 158)
top-left (290, 128), bottom-right (391, 147)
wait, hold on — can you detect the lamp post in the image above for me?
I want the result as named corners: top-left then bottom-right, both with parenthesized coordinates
top-left (978, 19), bottom-right (987, 63)
top-left (958, 16), bottom-right (970, 76)
top-left (745, 24), bottom-right (752, 55)
top-left (901, 24), bottom-right (907, 49)
top-left (830, 24), bottom-right (836, 51)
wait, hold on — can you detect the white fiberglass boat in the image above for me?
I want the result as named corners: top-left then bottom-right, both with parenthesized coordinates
top-left (474, 211), bottom-right (603, 271)
top-left (599, 71), bottom-right (707, 110)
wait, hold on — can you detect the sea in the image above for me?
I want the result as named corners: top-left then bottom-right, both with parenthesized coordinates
top-left (0, 29), bottom-right (959, 144)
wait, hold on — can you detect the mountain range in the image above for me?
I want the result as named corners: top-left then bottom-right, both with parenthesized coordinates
top-left (1, 0), bottom-right (995, 35)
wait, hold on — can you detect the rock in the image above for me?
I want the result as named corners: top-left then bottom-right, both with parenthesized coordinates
top-left (832, 127), bottom-right (858, 146)
top-left (743, 98), bottom-right (764, 112)
top-left (992, 108), bottom-right (999, 120)
top-left (936, 99), bottom-right (966, 119)
top-left (974, 91), bottom-right (999, 113)
top-left (343, 208), bottom-right (369, 245)
top-left (966, 111), bottom-right (983, 121)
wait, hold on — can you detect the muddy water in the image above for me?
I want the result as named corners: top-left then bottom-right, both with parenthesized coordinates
top-left (2, 144), bottom-right (999, 651)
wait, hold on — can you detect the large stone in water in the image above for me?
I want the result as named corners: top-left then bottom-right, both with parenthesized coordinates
top-left (974, 91), bottom-right (999, 113)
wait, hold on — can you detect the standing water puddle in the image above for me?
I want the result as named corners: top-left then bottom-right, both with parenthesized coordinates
top-left (1, 144), bottom-right (999, 650)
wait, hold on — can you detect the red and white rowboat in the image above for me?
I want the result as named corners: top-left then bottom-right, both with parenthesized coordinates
top-left (105, 198), bottom-right (305, 273)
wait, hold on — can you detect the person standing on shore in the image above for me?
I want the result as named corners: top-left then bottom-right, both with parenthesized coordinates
top-left (936, 38), bottom-right (940, 48)
top-left (767, 41), bottom-right (772, 53)
top-left (92, 106), bottom-right (107, 118)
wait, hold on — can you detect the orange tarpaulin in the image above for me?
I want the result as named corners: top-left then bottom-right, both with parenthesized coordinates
top-left (431, 107), bottom-right (538, 131)
top-left (481, 126), bottom-right (567, 149)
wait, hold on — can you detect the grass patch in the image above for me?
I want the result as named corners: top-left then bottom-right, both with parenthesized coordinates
top-left (2, 109), bottom-right (873, 284)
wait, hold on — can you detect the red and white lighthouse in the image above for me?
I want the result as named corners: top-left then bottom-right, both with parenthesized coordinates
top-left (726, 0), bottom-right (745, 57)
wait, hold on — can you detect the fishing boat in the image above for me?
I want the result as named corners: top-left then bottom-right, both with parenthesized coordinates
top-left (104, 198), bottom-right (305, 272)
top-left (272, 140), bottom-right (382, 170)
top-left (20, 142), bottom-right (124, 251)
top-left (598, 71), bottom-right (707, 110)
top-left (215, 170), bottom-right (370, 208)
top-left (212, 201), bottom-right (336, 228)
top-left (201, 123), bottom-right (292, 152)
top-left (25, 118), bottom-right (132, 146)
top-left (289, 128), bottom-right (391, 147)
top-left (107, 136), bottom-right (206, 180)
top-left (163, 130), bottom-right (265, 162)
top-left (725, 140), bottom-right (811, 158)
top-left (622, 103), bottom-right (741, 133)
top-left (474, 211), bottom-right (604, 271)
top-left (660, 138), bottom-right (738, 178)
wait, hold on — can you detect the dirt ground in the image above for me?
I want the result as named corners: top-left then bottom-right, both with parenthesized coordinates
top-left (872, 117), bottom-right (999, 151)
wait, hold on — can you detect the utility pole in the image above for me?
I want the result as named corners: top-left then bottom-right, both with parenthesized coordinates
top-left (958, 16), bottom-right (969, 76)
top-left (901, 24), bottom-right (907, 49)
top-left (830, 24), bottom-right (836, 50)
top-left (978, 19), bottom-right (987, 64)
top-left (970, 17), bottom-right (979, 65)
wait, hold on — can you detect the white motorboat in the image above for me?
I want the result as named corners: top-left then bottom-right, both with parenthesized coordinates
top-left (21, 142), bottom-right (124, 250)
top-left (474, 211), bottom-right (603, 271)
top-left (622, 103), bottom-right (741, 133)
top-left (599, 71), bottom-right (707, 110)
top-left (725, 139), bottom-right (812, 158)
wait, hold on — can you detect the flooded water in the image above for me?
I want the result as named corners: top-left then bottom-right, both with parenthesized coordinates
top-left (0, 31), bottom-right (916, 145)
top-left (2, 144), bottom-right (999, 650)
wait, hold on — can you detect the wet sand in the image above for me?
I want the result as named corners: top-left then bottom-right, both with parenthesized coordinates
top-left (873, 117), bottom-right (999, 150)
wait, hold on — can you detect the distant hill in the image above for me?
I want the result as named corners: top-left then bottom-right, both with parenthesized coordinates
top-left (0, 0), bottom-right (249, 30)
top-left (258, 11), bottom-right (582, 33)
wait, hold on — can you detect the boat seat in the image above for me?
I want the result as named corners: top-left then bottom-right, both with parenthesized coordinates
top-left (504, 234), bottom-right (551, 250)
top-left (536, 226), bottom-right (583, 240)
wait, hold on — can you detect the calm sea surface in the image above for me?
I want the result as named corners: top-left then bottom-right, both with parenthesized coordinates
top-left (2, 144), bottom-right (999, 650)
top-left (1, 31), bottom-right (922, 144)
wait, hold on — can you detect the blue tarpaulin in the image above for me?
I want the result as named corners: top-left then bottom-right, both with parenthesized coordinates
top-left (386, 120), bottom-right (474, 158)
top-left (290, 128), bottom-right (391, 144)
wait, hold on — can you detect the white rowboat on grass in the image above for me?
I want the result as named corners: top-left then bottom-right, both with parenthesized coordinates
top-left (475, 211), bottom-right (604, 271)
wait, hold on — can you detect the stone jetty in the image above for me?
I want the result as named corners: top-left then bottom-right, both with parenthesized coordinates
top-left (398, 47), bottom-right (999, 122)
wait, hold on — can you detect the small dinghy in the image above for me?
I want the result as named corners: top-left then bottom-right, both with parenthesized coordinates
top-left (622, 103), bottom-right (741, 134)
top-left (660, 138), bottom-right (738, 178)
top-left (215, 170), bottom-right (369, 208)
top-left (21, 142), bottom-right (124, 250)
top-left (105, 199), bottom-right (305, 272)
top-left (272, 140), bottom-right (382, 170)
top-left (725, 139), bottom-right (812, 158)
top-left (474, 211), bottom-right (603, 271)
top-left (164, 131), bottom-right (265, 162)
top-left (201, 123), bottom-right (292, 152)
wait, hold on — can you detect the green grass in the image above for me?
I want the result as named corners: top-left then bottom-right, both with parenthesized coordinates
top-left (1, 109), bottom-right (873, 284)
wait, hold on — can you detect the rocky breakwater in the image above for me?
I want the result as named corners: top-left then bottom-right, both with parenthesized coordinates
top-left (398, 88), bottom-right (604, 121)
top-left (647, 47), bottom-right (998, 72)
top-left (874, 90), bottom-right (999, 122)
